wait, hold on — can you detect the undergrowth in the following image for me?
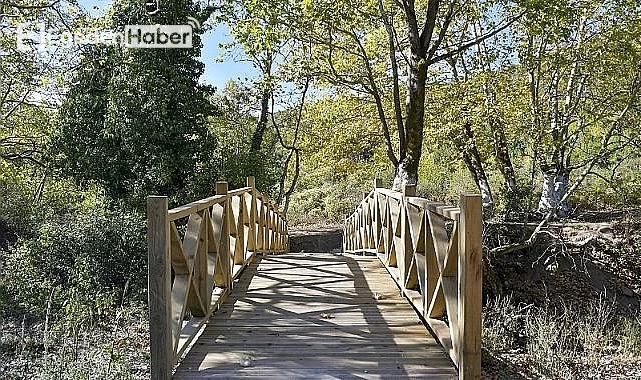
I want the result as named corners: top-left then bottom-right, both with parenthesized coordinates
top-left (0, 304), bottom-right (149, 379)
top-left (483, 294), bottom-right (641, 379)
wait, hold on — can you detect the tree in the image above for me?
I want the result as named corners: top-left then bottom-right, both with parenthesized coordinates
top-left (207, 80), bottom-right (283, 191)
top-left (430, 8), bottom-right (528, 213)
top-left (287, 0), bottom-right (523, 189)
top-left (521, 0), bottom-right (641, 217)
top-left (53, 0), bottom-right (219, 207)
top-left (218, 0), bottom-right (289, 153)
top-left (0, 0), bottom-right (78, 199)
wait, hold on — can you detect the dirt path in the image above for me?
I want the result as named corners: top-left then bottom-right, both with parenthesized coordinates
top-left (288, 228), bottom-right (343, 253)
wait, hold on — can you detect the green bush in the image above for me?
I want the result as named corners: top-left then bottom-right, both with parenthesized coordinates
top-left (288, 181), bottom-right (365, 226)
top-left (572, 162), bottom-right (641, 210)
top-left (2, 204), bottom-right (146, 322)
top-left (0, 182), bottom-right (37, 240)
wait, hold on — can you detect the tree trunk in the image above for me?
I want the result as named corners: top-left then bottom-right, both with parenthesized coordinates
top-left (485, 89), bottom-right (517, 195)
top-left (250, 51), bottom-right (273, 153)
top-left (537, 166), bottom-right (571, 217)
top-left (392, 160), bottom-right (419, 191)
top-left (392, 56), bottom-right (428, 191)
top-left (250, 89), bottom-right (270, 152)
top-left (462, 151), bottom-right (494, 213)
top-left (458, 123), bottom-right (494, 213)
top-left (493, 129), bottom-right (517, 193)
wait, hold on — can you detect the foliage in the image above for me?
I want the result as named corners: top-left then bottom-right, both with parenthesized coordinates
top-left (208, 80), bottom-right (283, 193)
top-left (52, 0), bottom-right (220, 209)
top-left (1, 197), bottom-right (146, 322)
top-left (1, 0), bottom-right (641, 377)
top-left (0, 303), bottom-right (150, 379)
top-left (288, 180), bottom-right (366, 226)
top-left (572, 157), bottom-right (641, 209)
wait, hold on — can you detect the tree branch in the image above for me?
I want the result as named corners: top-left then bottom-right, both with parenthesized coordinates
top-left (429, 10), bottom-right (525, 65)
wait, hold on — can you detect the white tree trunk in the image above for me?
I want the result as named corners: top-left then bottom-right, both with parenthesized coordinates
top-left (392, 162), bottom-right (418, 191)
top-left (478, 178), bottom-right (494, 212)
top-left (538, 170), bottom-right (571, 217)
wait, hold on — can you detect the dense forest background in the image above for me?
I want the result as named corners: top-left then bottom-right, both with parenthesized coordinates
top-left (1, 0), bottom-right (640, 378)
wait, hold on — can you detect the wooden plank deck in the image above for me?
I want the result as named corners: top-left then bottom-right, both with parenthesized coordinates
top-left (174, 253), bottom-right (457, 379)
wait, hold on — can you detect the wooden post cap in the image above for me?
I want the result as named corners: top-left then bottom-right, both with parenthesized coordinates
top-left (216, 181), bottom-right (228, 195)
top-left (374, 178), bottom-right (383, 188)
top-left (403, 184), bottom-right (416, 197)
top-left (247, 176), bottom-right (255, 188)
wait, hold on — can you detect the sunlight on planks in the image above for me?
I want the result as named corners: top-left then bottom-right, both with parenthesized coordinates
top-left (147, 177), bottom-right (288, 379)
top-left (343, 179), bottom-right (482, 380)
top-left (173, 254), bottom-right (457, 379)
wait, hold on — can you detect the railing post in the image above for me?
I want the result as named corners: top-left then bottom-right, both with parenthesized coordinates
top-left (458, 194), bottom-right (482, 380)
top-left (147, 196), bottom-right (172, 380)
top-left (246, 176), bottom-right (257, 254)
top-left (256, 194), bottom-right (264, 252)
top-left (372, 179), bottom-right (381, 252)
top-left (343, 216), bottom-right (347, 252)
top-left (216, 181), bottom-right (229, 195)
top-left (216, 181), bottom-right (231, 288)
top-left (398, 184), bottom-right (416, 285)
top-left (265, 202), bottom-right (271, 251)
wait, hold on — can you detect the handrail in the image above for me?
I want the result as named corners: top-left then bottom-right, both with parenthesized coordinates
top-left (343, 179), bottom-right (482, 380)
top-left (147, 176), bottom-right (289, 379)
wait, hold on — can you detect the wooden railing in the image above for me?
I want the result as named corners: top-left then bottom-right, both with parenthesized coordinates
top-left (147, 176), bottom-right (288, 379)
top-left (343, 179), bottom-right (482, 380)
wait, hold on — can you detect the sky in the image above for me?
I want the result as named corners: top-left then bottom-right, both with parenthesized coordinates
top-left (78, 0), bottom-right (256, 90)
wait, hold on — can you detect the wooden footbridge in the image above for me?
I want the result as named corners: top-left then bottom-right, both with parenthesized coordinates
top-left (147, 177), bottom-right (482, 379)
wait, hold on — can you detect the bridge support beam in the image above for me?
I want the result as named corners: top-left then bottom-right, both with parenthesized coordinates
top-left (458, 194), bottom-right (482, 380)
top-left (148, 196), bottom-right (172, 380)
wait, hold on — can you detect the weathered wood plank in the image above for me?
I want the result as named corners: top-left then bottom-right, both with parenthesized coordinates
top-left (458, 195), bottom-right (483, 380)
top-left (174, 253), bottom-right (456, 379)
top-left (147, 196), bottom-right (172, 380)
top-left (176, 368), bottom-right (456, 379)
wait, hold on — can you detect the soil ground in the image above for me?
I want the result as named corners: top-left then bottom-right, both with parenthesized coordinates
top-left (288, 228), bottom-right (343, 253)
top-left (481, 211), bottom-right (641, 379)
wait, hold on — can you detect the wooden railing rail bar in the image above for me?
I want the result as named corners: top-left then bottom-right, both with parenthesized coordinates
top-left (148, 177), bottom-right (289, 379)
top-left (167, 195), bottom-right (226, 221)
top-left (167, 187), bottom-right (287, 223)
top-left (227, 186), bottom-right (252, 197)
top-left (343, 178), bottom-right (482, 380)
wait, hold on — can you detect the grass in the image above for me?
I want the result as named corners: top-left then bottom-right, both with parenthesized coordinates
top-left (483, 294), bottom-right (641, 379)
top-left (0, 305), bottom-right (149, 379)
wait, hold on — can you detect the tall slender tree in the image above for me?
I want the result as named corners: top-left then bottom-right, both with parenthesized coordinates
top-left (521, 0), bottom-right (641, 217)
top-left (53, 0), bottom-right (219, 207)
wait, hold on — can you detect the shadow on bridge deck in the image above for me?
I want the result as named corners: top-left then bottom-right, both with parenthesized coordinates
top-left (173, 253), bottom-right (457, 379)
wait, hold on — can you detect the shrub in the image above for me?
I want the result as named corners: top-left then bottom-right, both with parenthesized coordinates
top-left (482, 294), bottom-right (528, 352)
top-left (2, 204), bottom-right (146, 323)
top-left (288, 180), bottom-right (365, 226)
top-left (524, 304), bottom-right (582, 377)
top-left (0, 182), bottom-right (36, 241)
top-left (483, 294), bottom-right (641, 378)
top-left (616, 313), bottom-right (641, 356)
